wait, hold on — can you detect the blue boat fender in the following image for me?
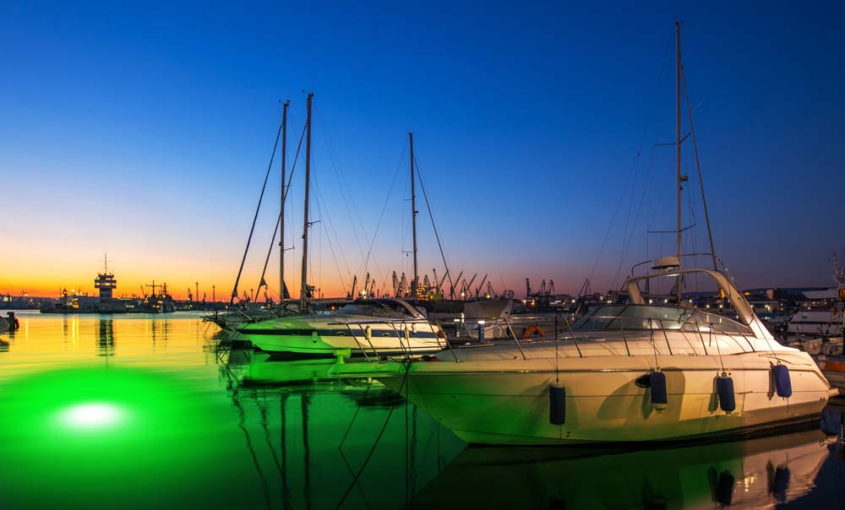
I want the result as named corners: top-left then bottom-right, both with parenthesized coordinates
top-left (716, 374), bottom-right (736, 413)
top-left (715, 470), bottom-right (735, 506)
top-left (549, 383), bottom-right (566, 425)
top-left (650, 371), bottom-right (668, 412)
top-left (772, 466), bottom-right (790, 503)
top-left (773, 365), bottom-right (792, 398)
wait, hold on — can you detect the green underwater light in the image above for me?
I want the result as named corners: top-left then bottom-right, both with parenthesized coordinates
top-left (59, 402), bottom-right (126, 429)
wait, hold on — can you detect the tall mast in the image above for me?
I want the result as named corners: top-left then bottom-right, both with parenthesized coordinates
top-left (280, 100), bottom-right (289, 301)
top-left (300, 92), bottom-right (314, 311)
top-left (675, 20), bottom-right (683, 303)
top-left (409, 132), bottom-right (418, 299)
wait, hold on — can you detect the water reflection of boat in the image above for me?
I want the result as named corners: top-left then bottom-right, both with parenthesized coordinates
top-left (232, 349), bottom-right (338, 387)
top-left (218, 353), bottom-right (462, 510)
top-left (412, 427), bottom-right (838, 510)
top-left (97, 318), bottom-right (115, 357)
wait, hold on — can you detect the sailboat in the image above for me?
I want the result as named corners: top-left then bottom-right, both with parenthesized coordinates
top-left (331, 22), bottom-right (836, 446)
top-left (237, 95), bottom-right (446, 359)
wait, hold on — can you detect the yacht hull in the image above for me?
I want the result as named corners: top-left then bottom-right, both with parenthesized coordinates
top-left (339, 351), bottom-right (833, 445)
top-left (239, 319), bottom-right (446, 359)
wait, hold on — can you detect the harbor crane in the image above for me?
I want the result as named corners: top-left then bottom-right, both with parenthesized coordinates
top-left (474, 273), bottom-right (488, 299)
top-left (449, 271), bottom-right (464, 300)
top-left (432, 268), bottom-right (449, 296)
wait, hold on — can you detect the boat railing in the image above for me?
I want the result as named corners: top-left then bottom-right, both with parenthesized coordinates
top-left (518, 315), bottom-right (761, 359)
top-left (330, 319), bottom-right (439, 362)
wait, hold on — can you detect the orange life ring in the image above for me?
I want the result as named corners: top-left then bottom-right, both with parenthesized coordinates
top-left (522, 325), bottom-right (546, 339)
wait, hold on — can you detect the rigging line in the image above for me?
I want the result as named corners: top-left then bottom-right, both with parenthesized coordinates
top-left (313, 178), bottom-right (349, 293)
top-left (362, 144), bottom-right (406, 275)
top-left (233, 392), bottom-right (273, 509)
top-left (646, 31), bottom-right (679, 234)
top-left (413, 154), bottom-right (453, 292)
top-left (682, 64), bottom-right (718, 270)
top-left (258, 122), bottom-right (308, 296)
top-left (257, 393), bottom-right (283, 474)
top-left (280, 394), bottom-right (292, 510)
top-left (230, 112), bottom-right (284, 304)
top-left (313, 107), bottom-right (379, 281)
top-left (591, 30), bottom-right (675, 287)
top-left (613, 127), bottom-right (664, 289)
top-left (400, 167), bottom-right (411, 272)
top-left (314, 181), bottom-right (353, 285)
top-left (611, 155), bottom-right (644, 290)
top-left (613, 153), bottom-right (658, 290)
top-left (257, 212), bottom-right (282, 294)
top-left (334, 366), bottom-right (411, 510)
top-left (626, 73), bottom-right (674, 283)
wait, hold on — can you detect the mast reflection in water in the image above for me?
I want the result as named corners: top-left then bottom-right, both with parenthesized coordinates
top-left (0, 312), bottom-right (842, 510)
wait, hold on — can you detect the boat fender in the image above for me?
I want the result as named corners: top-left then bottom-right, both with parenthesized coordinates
top-left (650, 371), bottom-right (668, 411)
top-left (715, 470), bottom-right (735, 506)
top-left (773, 365), bottom-right (792, 398)
top-left (716, 374), bottom-right (736, 413)
top-left (772, 466), bottom-right (790, 503)
top-left (477, 323), bottom-right (485, 341)
top-left (549, 383), bottom-right (566, 425)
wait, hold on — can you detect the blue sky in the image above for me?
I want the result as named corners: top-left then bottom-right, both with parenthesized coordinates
top-left (2, 0), bottom-right (843, 298)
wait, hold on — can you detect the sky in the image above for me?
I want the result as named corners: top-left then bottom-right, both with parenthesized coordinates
top-left (1, 0), bottom-right (844, 301)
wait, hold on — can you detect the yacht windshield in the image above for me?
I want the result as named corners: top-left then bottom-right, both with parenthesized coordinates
top-left (338, 301), bottom-right (412, 318)
top-left (572, 304), bottom-right (751, 335)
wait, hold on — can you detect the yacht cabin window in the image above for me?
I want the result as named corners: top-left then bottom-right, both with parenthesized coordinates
top-left (573, 304), bottom-right (752, 335)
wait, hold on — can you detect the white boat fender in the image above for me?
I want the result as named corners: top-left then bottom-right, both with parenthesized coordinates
top-left (650, 371), bottom-right (668, 412)
top-left (549, 382), bottom-right (566, 425)
top-left (716, 373), bottom-right (736, 413)
top-left (773, 364), bottom-right (792, 398)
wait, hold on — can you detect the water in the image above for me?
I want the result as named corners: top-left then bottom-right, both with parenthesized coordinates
top-left (1, 311), bottom-right (844, 510)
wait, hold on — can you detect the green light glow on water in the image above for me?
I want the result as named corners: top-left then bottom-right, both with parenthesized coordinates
top-left (0, 311), bottom-right (843, 510)
top-left (59, 402), bottom-right (126, 429)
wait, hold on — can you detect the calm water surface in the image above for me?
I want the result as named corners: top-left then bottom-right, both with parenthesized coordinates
top-left (1, 311), bottom-right (844, 510)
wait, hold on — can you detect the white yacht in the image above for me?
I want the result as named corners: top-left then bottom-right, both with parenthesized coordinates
top-left (331, 22), bottom-right (835, 445)
top-left (333, 267), bottom-right (835, 445)
top-left (786, 258), bottom-right (845, 341)
top-left (236, 298), bottom-right (446, 359)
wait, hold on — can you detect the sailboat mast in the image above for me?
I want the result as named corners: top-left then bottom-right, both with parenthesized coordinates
top-left (300, 92), bottom-right (314, 311)
top-left (675, 20), bottom-right (683, 303)
top-left (409, 132), bottom-right (418, 299)
top-left (280, 100), bottom-right (289, 302)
